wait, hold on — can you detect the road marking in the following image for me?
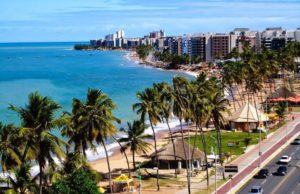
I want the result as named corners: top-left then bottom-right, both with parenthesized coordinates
top-left (262, 179), bottom-right (267, 185)
top-left (269, 160), bottom-right (300, 193)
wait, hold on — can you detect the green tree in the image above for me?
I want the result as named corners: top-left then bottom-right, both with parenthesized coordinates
top-left (136, 45), bottom-right (152, 60)
top-left (80, 89), bottom-right (119, 193)
top-left (60, 99), bottom-right (90, 158)
top-left (153, 82), bottom-right (178, 177)
top-left (50, 168), bottom-right (101, 194)
top-left (275, 101), bottom-right (288, 121)
top-left (0, 122), bottom-right (21, 172)
top-left (119, 120), bottom-right (152, 171)
top-left (10, 92), bottom-right (66, 194)
top-left (4, 163), bottom-right (39, 194)
top-left (133, 88), bottom-right (161, 191)
top-left (172, 76), bottom-right (191, 194)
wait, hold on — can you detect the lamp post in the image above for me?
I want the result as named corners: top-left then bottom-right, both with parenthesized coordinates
top-left (211, 135), bottom-right (218, 193)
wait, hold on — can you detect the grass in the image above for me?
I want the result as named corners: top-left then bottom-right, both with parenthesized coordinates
top-left (141, 177), bottom-right (186, 189)
top-left (290, 106), bottom-right (300, 112)
top-left (194, 178), bottom-right (228, 194)
top-left (187, 131), bottom-right (267, 157)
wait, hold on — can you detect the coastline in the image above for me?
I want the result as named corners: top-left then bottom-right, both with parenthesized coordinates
top-left (124, 51), bottom-right (199, 78)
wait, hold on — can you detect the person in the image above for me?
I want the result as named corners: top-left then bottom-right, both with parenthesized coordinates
top-left (292, 116), bottom-right (295, 120)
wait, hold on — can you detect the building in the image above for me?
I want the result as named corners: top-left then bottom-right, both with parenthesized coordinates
top-left (258, 27), bottom-right (286, 51)
top-left (231, 28), bottom-right (257, 52)
top-left (181, 34), bottom-right (191, 55)
top-left (211, 33), bottom-right (230, 59)
top-left (295, 28), bottom-right (300, 42)
top-left (171, 37), bottom-right (182, 56)
top-left (191, 35), bottom-right (206, 61)
top-left (150, 30), bottom-right (165, 39)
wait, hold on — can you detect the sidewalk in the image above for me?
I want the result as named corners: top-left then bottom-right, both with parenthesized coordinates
top-left (175, 113), bottom-right (300, 194)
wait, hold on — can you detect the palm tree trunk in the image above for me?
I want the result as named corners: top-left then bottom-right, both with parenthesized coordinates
top-left (149, 120), bottom-right (160, 191)
top-left (214, 119), bottom-right (225, 180)
top-left (199, 125), bottom-right (209, 187)
top-left (132, 151), bottom-right (136, 171)
top-left (229, 86), bottom-right (237, 111)
top-left (101, 139), bottom-right (114, 194)
top-left (39, 161), bottom-right (43, 194)
top-left (191, 122), bottom-right (199, 161)
top-left (165, 116), bottom-right (177, 178)
top-left (180, 119), bottom-right (191, 194)
top-left (112, 136), bottom-right (131, 177)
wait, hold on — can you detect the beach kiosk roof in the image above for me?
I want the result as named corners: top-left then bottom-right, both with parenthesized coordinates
top-left (228, 103), bottom-right (269, 123)
top-left (151, 139), bottom-right (204, 161)
top-left (269, 86), bottom-right (297, 99)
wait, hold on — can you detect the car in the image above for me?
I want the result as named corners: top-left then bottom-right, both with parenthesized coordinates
top-left (276, 166), bottom-right (287, 176)
top-left (256, 169), bottom-right (269, 178)
top-left (292, 138), bottom-right (300, 145)
top-left (249, 186), bottom-right (263, 194)
top-left (279, 155), bottom-right (292, 164)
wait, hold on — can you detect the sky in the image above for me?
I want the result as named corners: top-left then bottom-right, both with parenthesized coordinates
top-left (1, 0), bottom-right (300, 42)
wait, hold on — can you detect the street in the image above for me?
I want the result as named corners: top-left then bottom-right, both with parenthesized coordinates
top-left (238, 136), bottom-right (300, 194)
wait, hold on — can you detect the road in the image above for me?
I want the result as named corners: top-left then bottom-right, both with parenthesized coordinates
top-left (238, 137), bottom-right (300, 194)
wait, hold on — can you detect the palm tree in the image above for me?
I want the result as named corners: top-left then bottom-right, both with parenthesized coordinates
top-left (80, 89), bottom-right (119, 193)
top-left (153, 82), bottom-right (178, 177)
top-left (112, 135), bottom-right (131, 177)
top-left (60, 99), bottom-right (90, 158)
top-left (209, 86), bottom-right (229, 180)
top-left (133, 88), bottom-right (161, 191)
top-left (5, 163), bottom-right (39, 194)
top-left (119, 120), bottom-right (153, 171)
top-left (172, 76), bottom-right (191, 194)
top-left (189, 73), bottom-right (213, 187)
top-left (10, 91), bottom-right (66, 194)
top-left (0, 122), bottom-right (21, 172)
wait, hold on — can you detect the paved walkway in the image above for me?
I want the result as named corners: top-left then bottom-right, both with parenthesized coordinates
top-left (176, 113), bottom-right (300, 194)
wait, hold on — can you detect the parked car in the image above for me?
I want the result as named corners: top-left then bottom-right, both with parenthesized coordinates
top-left (249, 186), bottom-right (263, 194)
top-left (276, 166), bottom-right (287, 176)
top-left (279, 155), bottom-right (292, 164)
top-left (292, 138), bottom-right (300, 145)
top-left (256, 169), bottom-right (269, 178)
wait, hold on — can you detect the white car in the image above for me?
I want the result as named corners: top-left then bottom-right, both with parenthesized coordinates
top-left (249, 186), bottom-right (263, 194)
top-left (279, 155), bottom-right (292, 164)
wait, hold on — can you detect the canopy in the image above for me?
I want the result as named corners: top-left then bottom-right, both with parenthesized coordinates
top-left (228, 103), bottom-right (269, 123)
top-left (113, 174), bottom-right (133, 184)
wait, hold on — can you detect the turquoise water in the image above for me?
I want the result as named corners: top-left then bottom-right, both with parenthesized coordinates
top-left (0, 42), bottom-right (191, 127)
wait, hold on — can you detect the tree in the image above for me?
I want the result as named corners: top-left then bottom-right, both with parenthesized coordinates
top-left (243, 137), bottom-right (252, 149)
top-left (0, 122), bottom-right (21, 172)
top-left (188, 73), bottom-right (212, 187)
top-left (80, 89), bottom-right (119, 193)
top-left (119, 120), bottom-right (152, 171)
top-left (172, 76), bottom-right (191, 194)
top-left (153, 82), bottom-right (178, 177)
top-left (10, 92), bottom-right (66, 194)
top-left (133, 88), bottom-right (161, 191)
top-left (209, 85), bottom-right (229, 180)
top-left (112, 135), bottom-right (131, 177)
top-left (275, 101), bottom-right (288, 121)
top-left (136, 45), bottom-right (152, 61)
top-left (5, 163), bottom-right (39, 194)
top-left (50, 168), bottom-right (101, 194)
top-left (60, 99), bottom-right (90, 158)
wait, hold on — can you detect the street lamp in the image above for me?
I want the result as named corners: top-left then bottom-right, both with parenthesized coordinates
top-left (211, 135), bottom-right (218, 193)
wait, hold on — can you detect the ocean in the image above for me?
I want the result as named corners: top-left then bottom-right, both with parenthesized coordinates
top-left (0, 42), bottom-right (192, 161)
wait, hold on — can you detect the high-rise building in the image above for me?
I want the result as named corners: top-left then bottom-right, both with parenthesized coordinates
top-left (211, 33), bottom-right (230, 59)
top-left (116, 30), bottom-right (125, 38)
top-left (191, 35), bottom-right (206, 61)
top-left (150, 30), bottom-right (165, 38)
top-left (171, 37), bottom-right (182, 56)
top-left (295, 28), bottom-right (300, 42)
top-left (181, 34), bottom-right (191, 55)
top-left (258, 27), bottom-right (286, 51)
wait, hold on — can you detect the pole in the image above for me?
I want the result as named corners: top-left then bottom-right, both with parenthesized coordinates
top-left (137, 163), bottom-right (142, 194)
top-left (214, 146), bottom-right (217, 194)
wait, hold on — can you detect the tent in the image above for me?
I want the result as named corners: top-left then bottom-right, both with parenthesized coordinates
top-left (228, 103), bottom-right (269, 132)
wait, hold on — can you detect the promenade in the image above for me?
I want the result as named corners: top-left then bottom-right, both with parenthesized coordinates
top-left (176, 113), bottom-right (300, 194)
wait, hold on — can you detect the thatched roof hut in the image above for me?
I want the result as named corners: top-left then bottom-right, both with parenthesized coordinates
top-left (151, 139), bottom-right (204, 161)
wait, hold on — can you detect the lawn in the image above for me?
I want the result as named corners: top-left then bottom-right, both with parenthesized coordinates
top-left (195, 178), bottom-right (228, 194)
top-left (187, 131), bottom-right (266, 157)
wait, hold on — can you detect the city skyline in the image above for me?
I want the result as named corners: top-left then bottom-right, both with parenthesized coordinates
top-left (1, 0), bottom-right (300, 42)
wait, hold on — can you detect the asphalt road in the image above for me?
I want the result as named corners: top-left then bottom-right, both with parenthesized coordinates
top-left (238, 137), bottom-right (300, 194)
